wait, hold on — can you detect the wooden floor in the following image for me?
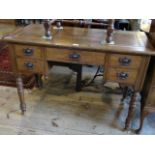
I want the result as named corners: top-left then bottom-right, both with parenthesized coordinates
top-left (0, 66), bottom-right (154, 135)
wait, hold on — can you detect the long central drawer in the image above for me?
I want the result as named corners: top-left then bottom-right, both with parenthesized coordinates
top-left (46, 47), bottom-right (105, 65)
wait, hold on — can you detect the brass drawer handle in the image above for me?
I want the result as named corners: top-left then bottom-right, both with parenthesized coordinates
top-left (117, 72), bottom-right (128, 80)
top-left (23, 48), bottom-right (33, 56)
top-left (119, 57), bottom-right (131, 66)
top-left (69, 53), bottom-right (80, 60)
top-left (25, 62), bottom-right (34, 70)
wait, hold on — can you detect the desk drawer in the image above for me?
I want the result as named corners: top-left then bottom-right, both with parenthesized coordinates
top-left (106, 68), bottom-right (138, 84)
top-left (46, 48), bottom-right (105, 65)
top-left (108, 54), bottom-right (143, 69)
top-left (16, 58), bottom-right (44, 73)
top-left (14, 45), bottom-right (42, 59)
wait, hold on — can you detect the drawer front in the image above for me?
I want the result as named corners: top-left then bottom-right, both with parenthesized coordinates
top-left (108, 54), bottom-right (143, 69)
top-left (46, 48), bottom-right (105, 65)
top-left (16, 58), bottom-right (44, 73)
top-left (105, 68), bottom-right (138, 84)
top-left (14, 45), bottom-right (42, 59)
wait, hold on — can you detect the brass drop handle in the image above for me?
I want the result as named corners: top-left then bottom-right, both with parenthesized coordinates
top-left (119, 57), bottom-right (131, 66)
top-left (23, 48), bottom-right (33, 56)
top-left (25, 62), bottom-right (34, 70)
top-left (117, 72), bottom-right (128, 80)
top-left (69, 53), bottom-right (80, 60)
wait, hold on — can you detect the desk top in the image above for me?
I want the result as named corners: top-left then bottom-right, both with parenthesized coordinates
top-left (4, 24), bottom-right (155, 55)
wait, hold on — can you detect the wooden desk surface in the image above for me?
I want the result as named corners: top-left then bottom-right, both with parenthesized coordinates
top-left (4, 24), bottom-right (155, 55)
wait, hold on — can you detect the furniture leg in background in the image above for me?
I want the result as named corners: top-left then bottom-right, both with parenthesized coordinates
top-left (69, 64), bottom-right (82, 92)
top-left (35, 74), bottom-right (43, 88)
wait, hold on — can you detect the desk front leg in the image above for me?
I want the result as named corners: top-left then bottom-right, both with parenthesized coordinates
top-left (16, 76), bottom-right (26, 114)
top-left (124, 88), bottom-right (137, 130)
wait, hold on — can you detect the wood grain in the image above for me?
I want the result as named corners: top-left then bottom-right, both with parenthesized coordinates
top-left (107, 54), bottom-right (143, 69)
top-left (4, 24), bottom-right (155, 55)
top-left (46, 47), bottom-right (105, 65)
top-left (14, 44), bottom-right (43, 59)
top-left (16, 58), bottom-right (44, 74)
top-left (105, 68), bottom-right (138, 85)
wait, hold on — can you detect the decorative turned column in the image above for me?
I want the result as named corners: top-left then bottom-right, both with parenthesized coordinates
top-left (43, 19), bottom-right (52, 40)
top-left (16, 76), bottom-right (26, 114)
top-left (106, 19), bottom-right (115, 44)
top-left (124, 88), bottom-right (137, 130)
top-left (54, 19), bottom-right (63, 30)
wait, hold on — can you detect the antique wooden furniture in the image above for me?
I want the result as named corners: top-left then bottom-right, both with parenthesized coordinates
top-left (3, 21), bottom-right (155, 130)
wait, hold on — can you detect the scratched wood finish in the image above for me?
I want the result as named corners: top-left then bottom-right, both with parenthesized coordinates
top-left (4, 24), bottom-right (155, 55)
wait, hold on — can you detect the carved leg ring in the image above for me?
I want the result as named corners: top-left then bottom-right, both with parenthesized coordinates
top-left (124, 90), bottom-right (137, 130)
top-left (16, 77), bottom-right (26, 114)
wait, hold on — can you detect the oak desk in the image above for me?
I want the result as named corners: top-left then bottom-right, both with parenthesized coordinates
top-left (4, 24), bottom-right (155, 130)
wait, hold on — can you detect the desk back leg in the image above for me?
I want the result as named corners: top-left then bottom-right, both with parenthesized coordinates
top-left (35, 74), bottom-right (43, 88)
top-left (76, 65), bottom-right (82, 91)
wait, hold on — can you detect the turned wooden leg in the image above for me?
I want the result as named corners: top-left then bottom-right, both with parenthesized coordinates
top-left (35, 74), bottom-right (43, 88)
top-left (16, 76), bottom-right (26, 114)
top-left (124, 89), bottom-right (137, 130)
top-left (106, 19), bottom-right (115, 44)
